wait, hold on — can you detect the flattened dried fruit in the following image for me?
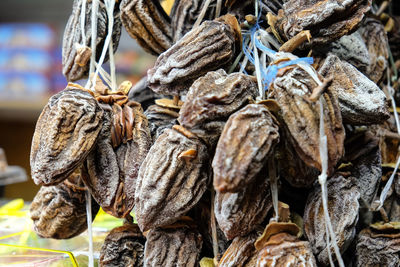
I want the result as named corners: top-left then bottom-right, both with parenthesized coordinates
top-left (256, 222), bottom-right (317, 267)
top-left (144, 219), bottom-right (202, 267)
top-left (84, 100), bottom-right (151, 218)
top-left (30, 168), bottom-right (99, 239)
top-left (120, 0), bottom-right (173, 55)
top-left (62, 0), bottom-right (121, 81)
top-left (275, 0), bottom-right (371, 46)
top-left (356, 228), bottom-right (400, 267)
top-left (100, 224), bottom-right (145, 267)
top-left (358, 17), bottom-right (389, 83)
top-left (272, 65), bottom-right (345, 176)
top-left (147, 14), bottom-right (241, 95)
top-left (179, 70), bottom-right (258, 147)
top-left (318, 54), bottom-right (389, 125)
top-left (170, 0), bottom-right (222, 42)
top-left (135, 126), bottom-right (209, 231)
top-left (144, 104), bottom-right (179, 142)
top-left (213, 104), bottom-right (279, 192)
top-left (215, 169), bottom-right (272, 240)
top-left (30, 84), bottom-right (103, 186)
top-left (226, 0), bottom-right (282, 24)
top-left (304, 175), bottom-right (360, 266)
top-left (218, 230), bottom-right (261, 267)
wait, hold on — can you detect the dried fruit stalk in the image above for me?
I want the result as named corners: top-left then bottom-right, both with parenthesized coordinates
top-left (147, 14), bottom-right (241, 95)
top-left (135, 126), bottom-right (209, 231)
top-left (120, 0), bottom-right (173, 55)
top-left (144, 219), bottom-right (203, 267)
top-left (30, 84), bottom-right (103, 186)
top-left (100, 224), bottom-right (146, 267)
top-left (304, 175), bottom-right (360, 266)
top-left (62, 0), bottom-right (121, 81)
top-left (30, 168), bottom-right (99, 239)
top-left (212, 104), bottom-right (279, 192)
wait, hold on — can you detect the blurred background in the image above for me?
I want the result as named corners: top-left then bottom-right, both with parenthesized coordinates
top-left (0, 0), bottom-right (168, 200)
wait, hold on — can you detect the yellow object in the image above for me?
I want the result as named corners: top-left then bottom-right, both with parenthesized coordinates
top-left (200, 257), bottom-right (215, 267)
top-left (161, 0), bottom-right (174, 15)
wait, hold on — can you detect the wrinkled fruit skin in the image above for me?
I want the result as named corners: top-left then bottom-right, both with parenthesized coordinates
top-left (276, 0), bottom-right (371, 46)
top-left (213, 104), bottom-right (279, 192)
top-left (144, 104), bottom-right (179, 143)
top-left (272, 65), bottom-right (345, 176)
top-left (144, 222), bottom-right (203, 267)
top-left (30, 168), bottom-right (99, 239)
top-left (62, 0), bottom-right (121, 81)
top-left (318, 54), bottom-right (389, 125)
top-left (100, 224), bottom-right (146, 267)
top-left (135, 127), bottom-right (209, 231)
top-left (30, 86), bottom-right (103, 186)
top-left (84, 101), bottom-right (151, 218)
top-left (356, 228), bottom-right (400, 267)
top-left (215, 168), bottom-right (272, 240)
top-left (120, 0), bottom-right (173, 55)
top-left (218, 230), bottom-right (262, 267)
top-left (147, 15), bottom-right (241, 95)
top-left (304, 175), bottom-right (360, 266)
top-left (179, 69), bottom-right (258, 148)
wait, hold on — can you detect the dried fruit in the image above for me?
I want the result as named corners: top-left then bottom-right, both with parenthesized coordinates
top-left (30, 168), bottom-right (99, 239)
top-left (62, 0), bottom-right (121, 81)
top-left (218, 230), bottom-right (262, 267)
top-left (356, 227), bottom-right (400, 267)
top-left (147, 14), bottom-right (241, 95)
top-left (255, 222), bottom-right (317, 267)
top-left (135, 126), bottom-right (209, 231)
top-left (179, 70), bottom-right (258, 147)
top-left (30, 84), bottom-right (103, 186)
top-left (120, 0), bottom-right (173, 55)
top-left (144, 218), bottom-right (203, 267)
top-left (275, 0), bottom-right (371, 46)
top-left (271, 64), bottom-right (345, 176)
top-left (212, 104), bottom-right (279, 192)
top-left (318, 54), bottom-right (389, 125)
top-left (144, 104), bottom-right (179, 142)
top-left (100, 223), bottom-right (146, 267)
top-left (84, 99), bottom-right (151, 218)
top-left (304, 175), bottom-right (360, 266)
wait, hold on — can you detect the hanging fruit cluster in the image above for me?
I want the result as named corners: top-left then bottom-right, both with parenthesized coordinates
top-left (29, 0), bottom-right (400, 266)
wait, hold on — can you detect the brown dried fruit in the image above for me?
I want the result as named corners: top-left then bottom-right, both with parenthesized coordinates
top-left (62, 0), bottom-right (121, 81)
top-left (170, 0), bottom-right (223, 42)
top-left (30, 168), bottom-right (99, 239)
top-left (256, 222), bottom-right (317, 267)
top-left (356, 227), bottom-right (400, 267)
top-left (215, 168), bottom-right (272, 240)
top-left (226, 0), bottom-right (282, 24)
top-left (144, 104), bottom-right (179, 142)
top-left (271, 64), bottom-right (345, 176)
top-left (135, 126), bottom-right (209, 231)
top-left (30, 84), bottom-right (103, 186)
top-left (120, 0), bottom-right (173, 55)
top-left (84, 100), bottom-right (151, 218)
top-left (218, 229), bottom-right (262, 267)
top-left (304, 175), bottom-right (360, 266)
top-left (275, 0), bottom-right (371, 46)
top-left (318, 54), bottom-right (389, 125)
top-left (144, 219), bottom-right (203, 267)
top-left (100, 224), bottom-right (146, 267)
top-left (359, 17), bottom-right (389, 83)
top-left (179, 70), bottom-right (258, 148)
top-left (212, 104), bottom-right (279, 192)
top-left (147, 14), bottom-right (241, 96)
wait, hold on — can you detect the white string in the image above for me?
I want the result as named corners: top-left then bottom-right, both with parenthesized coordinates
top-left (253, 41), bottom-right (264, 100)
top-left (80, 0), bottom-right (87, 44)
top-left (85, 190), bottom-right (94, 267)
top-left (318, 98), bottom-right (345, 267)
top-left (108, 37), bottom-right (117, 90)
top-left (193, 0), bottom-right (212, 28)
top-left (215, 0), bottom-right (222, 18)
top-left (87, 0), bottom-right (99, 89)
top-left (92, 0), bottom-right (116, 90)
